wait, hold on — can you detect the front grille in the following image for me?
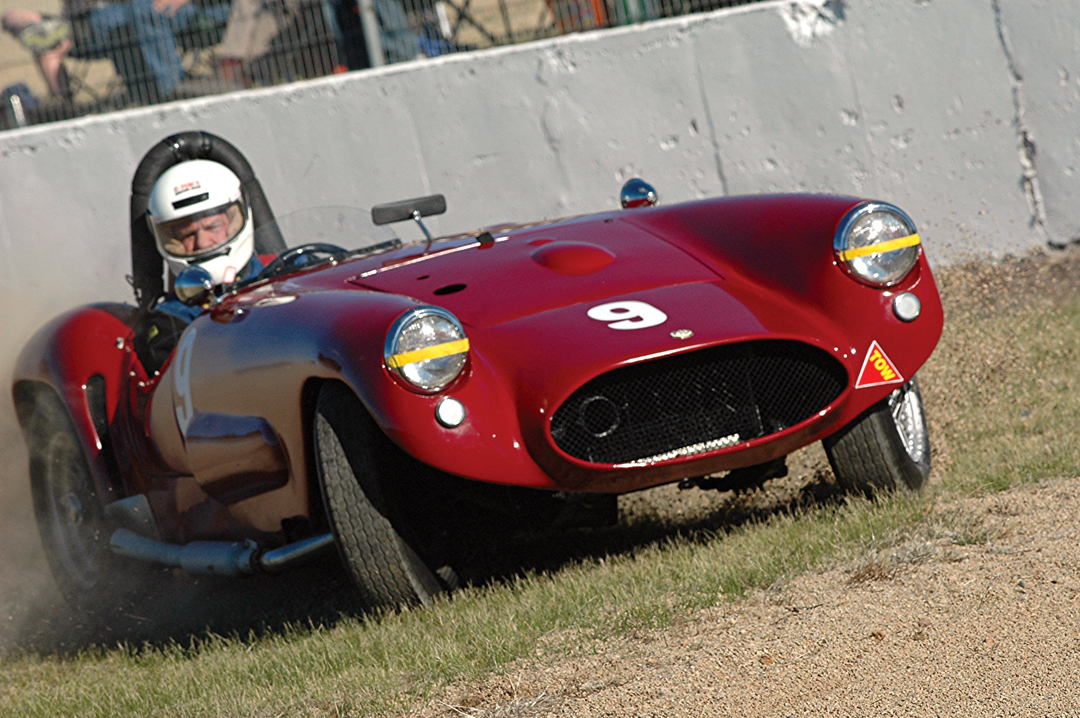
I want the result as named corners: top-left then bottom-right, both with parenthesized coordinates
top-left (550, 340), bottom-right (847, 464)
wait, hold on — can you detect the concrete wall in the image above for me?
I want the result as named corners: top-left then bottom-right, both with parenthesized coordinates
top-left (1, 0), bottom-right (1079, 603)
top-left (3, 1), bottom-right (1078, 308)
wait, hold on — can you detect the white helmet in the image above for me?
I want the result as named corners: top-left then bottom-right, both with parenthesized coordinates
top-left (147, 159), bottom-right (254, 286)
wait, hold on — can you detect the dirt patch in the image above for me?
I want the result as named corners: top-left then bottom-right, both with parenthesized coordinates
top-left (415, 475), bottom-right (1080, 717)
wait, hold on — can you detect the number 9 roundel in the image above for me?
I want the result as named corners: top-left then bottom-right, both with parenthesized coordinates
top-left (587, 301), bottom-right (667, 330)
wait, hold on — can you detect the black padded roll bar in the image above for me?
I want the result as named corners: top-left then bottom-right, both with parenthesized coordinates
top-left (130, 131), bottom-right (287, 309)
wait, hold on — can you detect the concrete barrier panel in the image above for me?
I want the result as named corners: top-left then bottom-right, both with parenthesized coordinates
top-left (0, 0), bottom-right (1059, 315)
top-left (846, 0), bottom-right (1034, 258)
top-left (696, 5), bottom-right (871, 196)
top-left (693, 1), bottom-right (1038, 258)
top-left (998, 0), bottom-right (1080, 245)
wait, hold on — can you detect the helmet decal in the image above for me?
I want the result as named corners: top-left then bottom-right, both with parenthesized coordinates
top-left (173, 192), bottom-right (210, 210)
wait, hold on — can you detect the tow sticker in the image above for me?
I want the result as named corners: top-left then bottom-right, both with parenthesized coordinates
top-left (855, 340), bottom-right (905, 389)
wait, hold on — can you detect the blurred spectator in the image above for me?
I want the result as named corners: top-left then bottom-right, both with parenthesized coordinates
top-left (1, 0), bottom-right (231, 104)
top-left (328, 0), bottom-right (419, 67)
top-left (368, 0), bottom-right (420, 63)
top-left (2, 0), bottom-right (425, 121)
top-left (546, 0), bottom-right (607, 32)
top-left (216, 0), bottom-right (296, 81)
top-left (87, 0), bottom-right (231, 102)
top-left (1, 8), bottom-right (75, 98)
top-left (218, 0), bottom-right (420, 83)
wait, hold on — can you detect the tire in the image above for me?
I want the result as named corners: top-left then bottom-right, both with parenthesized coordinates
top-left (314, 382), bottom-right (445, 610)
top-left (25, 391), bottom-right (137, 609)
top-left (823, 377), bottom-right (930, 496)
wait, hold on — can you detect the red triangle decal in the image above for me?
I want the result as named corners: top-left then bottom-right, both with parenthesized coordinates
top-left (855, 340), bottom-right (905, 389)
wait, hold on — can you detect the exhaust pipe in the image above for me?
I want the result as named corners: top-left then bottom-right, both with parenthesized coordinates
top-left (110, 529), bottom-right (335, 577)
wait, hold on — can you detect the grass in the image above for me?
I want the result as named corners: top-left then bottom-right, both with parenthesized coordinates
top-left (0, 497), bottom-right (930, 718)
top-left (3, 250), bottom-right (1080, 717)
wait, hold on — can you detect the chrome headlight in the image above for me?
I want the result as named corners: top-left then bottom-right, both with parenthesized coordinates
top-left (834, 203), bottom-right (921, 287)
top-left (384, 307), bottom-right (469, 393)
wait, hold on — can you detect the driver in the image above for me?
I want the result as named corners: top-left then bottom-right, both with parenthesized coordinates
top-left (135, 159), bottom-right (264, 372)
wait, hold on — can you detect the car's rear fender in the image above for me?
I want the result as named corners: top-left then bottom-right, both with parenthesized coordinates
top-left (12, 304), bottom-right (136, 502)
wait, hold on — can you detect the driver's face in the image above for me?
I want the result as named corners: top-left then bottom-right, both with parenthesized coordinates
top-left (171, 212), bottom-right (231, 254)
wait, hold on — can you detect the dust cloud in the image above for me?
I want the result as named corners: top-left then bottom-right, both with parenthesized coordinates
top-left (0, 287), bottom-right (365, 656)
top-left (0, 288), bottom-right (74, 654)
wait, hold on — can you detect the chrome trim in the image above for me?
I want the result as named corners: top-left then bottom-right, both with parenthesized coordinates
top-left (620, 178), bottom-right (659, 209)
top-left (893, 292), bottom-right (922, 322)
top-left (833, 202), bottom-right (920, 287)
top-left (435, 397), bottom-right (467, 428)
top-left (110, 528), bottom-right (257, 577)
top-left (630, 433), bottom-right (740, 465)
top-left (889, 381), bottom-right (927, 464)
top-left (259, 533), bottom-right (336, 574)
top-left (833, 202), bottom-right (917, 253)
top-left (173, 265), bottom-right (215, 306)
top-left (383, 305), bottom-right (468, 394)
top-left (109, 529), bottom-right (335, 577)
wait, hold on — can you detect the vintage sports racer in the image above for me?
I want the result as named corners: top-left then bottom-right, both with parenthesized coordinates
top-left (13, 132), bottom-right (943, 610)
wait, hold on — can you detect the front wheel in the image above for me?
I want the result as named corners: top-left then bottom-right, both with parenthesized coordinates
top-left (314, 382), bottom-right (445, 610)
top-left (823, 377), bottom-right (930, 496)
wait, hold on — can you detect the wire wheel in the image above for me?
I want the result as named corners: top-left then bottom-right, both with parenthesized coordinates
top-left (890, 378), bottom-right (928, 466)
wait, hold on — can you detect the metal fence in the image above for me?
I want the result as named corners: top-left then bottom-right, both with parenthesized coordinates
top-left (0, 0), bottom-right (764, 131)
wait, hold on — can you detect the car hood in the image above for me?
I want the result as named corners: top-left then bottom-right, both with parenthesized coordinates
top-left (345, 213), bottom-right (721, 329)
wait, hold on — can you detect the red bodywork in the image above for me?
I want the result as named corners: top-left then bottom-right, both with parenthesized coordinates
top-left (12, 195), bottom-right (943, 545)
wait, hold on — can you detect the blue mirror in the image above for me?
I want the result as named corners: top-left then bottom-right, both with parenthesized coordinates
top-left (620, 178), bottom-right (658, 209)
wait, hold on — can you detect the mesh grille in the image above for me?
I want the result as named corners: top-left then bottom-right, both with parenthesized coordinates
top-left (550, 340), bottom-right (847, 465)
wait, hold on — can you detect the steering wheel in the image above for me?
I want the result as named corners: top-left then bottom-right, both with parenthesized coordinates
top-left (257, 243), bottom-right (349, 281)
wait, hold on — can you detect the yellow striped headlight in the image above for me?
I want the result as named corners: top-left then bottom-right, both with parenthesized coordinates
top-left (834, 203), bottom-right (921, 287)
top-left (384, 307), bottom-right (469, 393)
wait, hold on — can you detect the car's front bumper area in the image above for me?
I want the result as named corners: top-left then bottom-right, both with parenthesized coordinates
top-left (374, 259), bottom-right (943, 494)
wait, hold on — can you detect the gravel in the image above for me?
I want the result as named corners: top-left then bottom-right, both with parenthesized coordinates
top-left (417, 476), bottom-right (1080, 717)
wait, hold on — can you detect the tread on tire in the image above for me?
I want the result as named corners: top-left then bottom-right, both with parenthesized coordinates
top-left (314, 382), bottom-right (444, 610)
top-left (823, 376), bottom-right (930, 496)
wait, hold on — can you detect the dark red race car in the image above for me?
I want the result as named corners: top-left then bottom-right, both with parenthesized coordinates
top-left (12, 132), bottom-right (943, 611)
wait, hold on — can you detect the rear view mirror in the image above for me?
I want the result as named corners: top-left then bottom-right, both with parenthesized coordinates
top-left (173, 265), bottom-right (215, 306)
top-left (371, 195), bottom-right (447, 226)
top-left (620, 178), bottom-right (658, 209)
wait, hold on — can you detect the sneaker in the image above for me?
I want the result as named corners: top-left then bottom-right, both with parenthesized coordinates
top-left (17, 17), bottom-right (70, 54)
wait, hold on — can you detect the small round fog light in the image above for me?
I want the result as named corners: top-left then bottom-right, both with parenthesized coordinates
top-left (435, 397), bottom-right (466, 428)
top-left (893, 292), bottom-right (921, 322)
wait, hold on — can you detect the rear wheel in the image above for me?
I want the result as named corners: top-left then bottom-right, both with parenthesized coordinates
top-left (25, 391), bottom-right (135, 609)
top-left (314, 382), bottom-right (445, 610)
top-left (823, 377), bottom-right (930, 496)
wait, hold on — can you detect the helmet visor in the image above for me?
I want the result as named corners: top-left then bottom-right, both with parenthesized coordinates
top-left (153, 200), bottom-right (247, 259)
